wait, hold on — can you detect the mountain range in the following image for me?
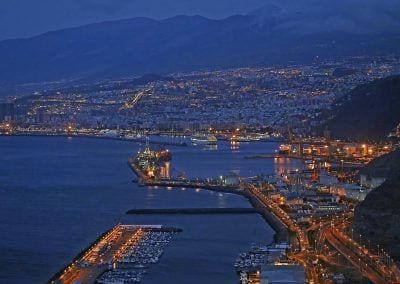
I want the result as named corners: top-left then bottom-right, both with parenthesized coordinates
top-left (0, 1), bottom-right (400, 90)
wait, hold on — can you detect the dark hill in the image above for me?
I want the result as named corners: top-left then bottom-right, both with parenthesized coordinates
top-left (323, 75), bottom-right (400, 141)
top-left (353, 149), bottom-right (400, 259)
top-left (359, 148), bottom-right (400, 178)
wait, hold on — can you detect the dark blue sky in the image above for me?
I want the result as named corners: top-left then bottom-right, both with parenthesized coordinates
top-left (0, 0), bottom-right (265, 40)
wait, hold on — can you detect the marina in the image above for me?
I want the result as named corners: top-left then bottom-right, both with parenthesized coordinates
top-left (48, 225), bottom-right (180, 284)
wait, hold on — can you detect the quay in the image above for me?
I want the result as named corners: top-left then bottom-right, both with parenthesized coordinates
top-left (126, 207), bottom-right (259, 215)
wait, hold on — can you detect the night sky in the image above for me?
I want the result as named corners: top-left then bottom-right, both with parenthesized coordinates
top-left (0, 0), bottom-right (265, 40)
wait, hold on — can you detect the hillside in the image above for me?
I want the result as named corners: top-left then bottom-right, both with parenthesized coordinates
top-left (0, 1), bottom-right (399, 90)
top-left (353, 149), bottom-right (400, 259)
top-left (359, 148), bottom-right (400, 178)
top-left (323, 75), bottom-right (400, 141)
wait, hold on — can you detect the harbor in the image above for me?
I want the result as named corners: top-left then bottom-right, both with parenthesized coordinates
top-left (0, 136), bottom-right (277, 284)
top-left (5, 135), bottom-right (396, 283)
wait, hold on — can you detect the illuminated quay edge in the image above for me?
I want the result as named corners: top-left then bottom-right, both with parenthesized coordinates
top-left (48, 224), bottom-right (181, 284)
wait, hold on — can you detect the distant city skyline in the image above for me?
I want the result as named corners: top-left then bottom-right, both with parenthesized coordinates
top-left (0, 0), bottom-right (265, 40)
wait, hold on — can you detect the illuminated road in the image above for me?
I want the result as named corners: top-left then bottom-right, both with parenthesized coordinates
top-left (323, 227), bottom-right (400, 284)
top-left (121, 88), bottom-right (152, 110)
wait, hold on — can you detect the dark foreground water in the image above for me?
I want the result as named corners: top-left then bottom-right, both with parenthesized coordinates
top-left (0, 136), bottom-right (300, 283)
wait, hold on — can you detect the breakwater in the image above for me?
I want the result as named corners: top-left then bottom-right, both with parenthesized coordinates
top-left (143, 180), bottom-right (241, 193)
top-left (47, 225), bottom-right (118, 284)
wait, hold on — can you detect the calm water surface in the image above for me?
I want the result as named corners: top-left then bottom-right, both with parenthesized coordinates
top-left (0, 136), bottom-right (300, 283)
